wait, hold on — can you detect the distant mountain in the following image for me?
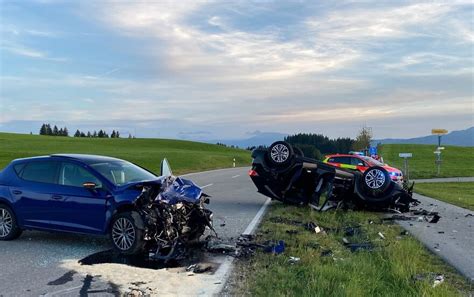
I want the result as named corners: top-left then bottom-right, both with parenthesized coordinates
top-left (373, 127), bottom-right (474, 147)
top-left (207, 132), bottom-right (288, 148)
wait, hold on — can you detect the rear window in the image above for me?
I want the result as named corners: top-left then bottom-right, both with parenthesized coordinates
top-left (20, 161), bottom-right (59, 184)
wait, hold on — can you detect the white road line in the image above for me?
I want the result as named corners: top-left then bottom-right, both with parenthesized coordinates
top-left (209, 198), bottom-right (272, 296)
top-left (231, 174), bottom-right (240, 179)
top-left (201, 183), bottom-right (213, 189)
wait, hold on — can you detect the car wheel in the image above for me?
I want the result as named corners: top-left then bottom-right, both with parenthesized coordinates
top-left (267, 141), bottom-right (294, 167)
top-left (110, 212), bottom-right (145, 255)
top-left (360, 166), bottom-right (392, 198)
top-left (294, 146), bottom-right (304, 157)
top-left (0, 204), bottom-right (22, 241)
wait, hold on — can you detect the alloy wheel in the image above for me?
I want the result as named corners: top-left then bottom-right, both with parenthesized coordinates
top-left (270, 144), bottom-right (290, 163)
top-left (0, 208), bottom-right (13, 237)
top-left (112, 217), bottom-right (136, 251)
top-left (365, 169), bottom-right (386, 189)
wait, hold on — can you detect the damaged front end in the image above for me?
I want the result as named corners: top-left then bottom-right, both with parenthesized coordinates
top-left (117, 160), bottom-right (214, 260)
top-left (250, 141), bottom-right (418, 212)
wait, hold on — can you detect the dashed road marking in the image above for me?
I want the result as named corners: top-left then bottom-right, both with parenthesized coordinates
top-left (231, 175), bottom-right (240, 179)
top-left (201, 183), bottom-right (213, 189)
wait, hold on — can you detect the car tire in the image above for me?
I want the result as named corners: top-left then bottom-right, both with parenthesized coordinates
top-left (267, 141), bottom-right (294, 168)
top-left (110, 211), bottom-right (145, 255)
top-left (360, 166), bottom-right (392, 198)
top-left (0, 204), bottom-right (22, 241)
top-left (294, 146), bottom-right (304, 157)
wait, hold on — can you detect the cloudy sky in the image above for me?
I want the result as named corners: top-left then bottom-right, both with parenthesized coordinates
top-left (0, 0), bottom-right (472, 140)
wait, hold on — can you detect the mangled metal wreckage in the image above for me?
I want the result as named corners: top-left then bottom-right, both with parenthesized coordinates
top-left (249, 141), bottom-right (417, 212)
top-left (116, 160), bottom-right (214, 260)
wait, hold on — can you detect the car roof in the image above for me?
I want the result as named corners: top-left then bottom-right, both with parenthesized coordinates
top-left (326, 154), bottom-right (360, 158)
top-left (12, 154), bottom-right (124, 164)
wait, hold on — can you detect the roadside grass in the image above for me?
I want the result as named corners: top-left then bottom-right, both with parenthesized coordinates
top-left (0, 133), bottom-right (251, 175)
top-left (380, 144), bottom-right (474, 179)
top-left (414, 182), bottom-right (474, 211)
top-left (232, 204), bottom-right (471, 296)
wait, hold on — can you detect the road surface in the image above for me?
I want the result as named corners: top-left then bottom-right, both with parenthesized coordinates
top-left (0, 167), bottom-right (268, 296)
top-left (413, 177), bottom-right (474, 183)
top-left (396, 193), bottom-right (474, 281)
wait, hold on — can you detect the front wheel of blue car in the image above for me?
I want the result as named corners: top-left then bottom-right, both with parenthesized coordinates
top-left (0, 204), bottom-right (22, 241)
top-left (110, 212), bottom-right (145, 255)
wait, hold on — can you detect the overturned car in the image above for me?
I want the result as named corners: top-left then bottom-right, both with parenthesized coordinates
top-left (249, 141), bottom-right (417, 212)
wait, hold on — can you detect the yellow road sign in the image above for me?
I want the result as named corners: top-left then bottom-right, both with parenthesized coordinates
top-left (432, 129), bottom-right (448, 135)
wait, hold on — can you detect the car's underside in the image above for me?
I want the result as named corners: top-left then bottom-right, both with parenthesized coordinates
top-left (250, 141), bottom-right (418, 212)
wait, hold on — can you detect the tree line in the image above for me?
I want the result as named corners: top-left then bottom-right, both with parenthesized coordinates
top-left (73, 129), bottom-right (120, 138)
top-left (39, 124), bottom-right (69, 136)
top-left (39, 123), bottom-right (123, 138)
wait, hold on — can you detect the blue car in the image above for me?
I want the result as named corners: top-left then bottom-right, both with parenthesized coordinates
top-left (0, 155), bottom-right (212, 258)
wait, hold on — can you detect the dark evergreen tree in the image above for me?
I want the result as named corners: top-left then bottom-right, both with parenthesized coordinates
top-left (40, 124), bottom-right (47, 135)
top-left (87, 131), bottom-right (92, 137)
top-left (74, 130), bottom-right (81, 137)
top-left (98, 130), bottom-right (104, 138)
top-left (111, 130), bottom-right (116, 138)
top-left (46, 124), bottom-right (53, 135)
top-left (116, 131), bottom-right (120, 138)
top-left (63, 127), bottom-right (69, 137)
top-left (59, 128), bottom-right (64, 136)
top-left (53, 125), bottom-right (59, 136)
top-left (80, 132), bottom-right (86, 137)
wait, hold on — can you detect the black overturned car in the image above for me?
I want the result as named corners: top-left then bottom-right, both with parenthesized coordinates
top-left (249, 141), bottom-right (417, 212)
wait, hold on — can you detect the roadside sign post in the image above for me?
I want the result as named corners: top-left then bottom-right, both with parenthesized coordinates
top-left (399, 153), bottom-right (413, 181)
top-left (431, 129), bottom-right (447, 176)
top-left (233, 158), bottom-right (236, 168)
top-left (434, 149), bottom-right (443, 176)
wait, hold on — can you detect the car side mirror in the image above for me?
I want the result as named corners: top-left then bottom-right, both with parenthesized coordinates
top-left (83, 182), bottom-right (97, 189)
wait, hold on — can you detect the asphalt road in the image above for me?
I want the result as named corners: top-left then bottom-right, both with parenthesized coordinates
top-left (413, 177), bottom-right (474, 183)
top-left (396, 193), bottom-right (474, 281)
top-left (0, 167), bottom-right (268, 296)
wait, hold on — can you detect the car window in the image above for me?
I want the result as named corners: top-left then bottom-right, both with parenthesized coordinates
top-left (21, 161), bottom-right (59, 184)
top-left (90, 161), bottom-right (156, 186)
top-left (351, 157), bottom-right (366, 166)
top-left (59, 162), bottom-right (102, 188)
top-left (330, 157), bottom-right (351, 164)
top-left (13, 163), bottom-right (27, 176)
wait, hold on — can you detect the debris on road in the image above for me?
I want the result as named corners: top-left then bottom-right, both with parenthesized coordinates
top-left (288, 256), bottom-right (300, 264)
top-left (433, 274), bottom-right (445, 287)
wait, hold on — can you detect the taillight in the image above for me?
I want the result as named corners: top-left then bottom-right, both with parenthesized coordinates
top-left (248, 169), bottom-right (259, 177)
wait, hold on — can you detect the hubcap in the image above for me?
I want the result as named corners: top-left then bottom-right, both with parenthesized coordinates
top-left (0, 209), bottom-right (13, 237)
top-left (365, 169), bottom-right (386, 189)
top-left (270, 144), bottom-right (290, 163)
top-left (112, 218), bottom-right (136, 251)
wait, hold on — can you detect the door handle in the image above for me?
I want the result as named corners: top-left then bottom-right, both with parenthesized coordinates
top-left (51, 195), bottom-right (63, 200)
top-left (12, 190), bottom-right (22, 195)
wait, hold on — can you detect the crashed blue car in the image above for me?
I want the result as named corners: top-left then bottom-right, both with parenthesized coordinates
top-left (0, 154), bottom-right (213, 258)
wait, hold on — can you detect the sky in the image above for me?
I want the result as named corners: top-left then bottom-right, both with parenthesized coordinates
top-left (0, 0), bottom-right (473, 140)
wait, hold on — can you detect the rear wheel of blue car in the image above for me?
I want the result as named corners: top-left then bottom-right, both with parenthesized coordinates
top-left (0, 205), bottom-right (22, 241)
top-left (110, 211), bottom-right (145, 255)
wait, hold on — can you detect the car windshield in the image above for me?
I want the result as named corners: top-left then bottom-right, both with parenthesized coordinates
top-left (89, 161), bottom-right (156, 186)
top-left (362, 156), bottom-right (385, 166)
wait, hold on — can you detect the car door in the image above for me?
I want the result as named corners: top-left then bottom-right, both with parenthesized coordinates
top-left (11, 160), bottom-right (61, 229)
top-left (51, 161), bottom-right (109, 234)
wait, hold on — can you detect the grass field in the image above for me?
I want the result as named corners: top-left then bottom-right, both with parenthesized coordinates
top-left (415, 182), bottom-right (474, 211)
top-left (380, 144), bottom-right (474, 179)
top-left (232, 204), bottom-right (472, 296)
top-left (0, 133), bottom-right (251, 175)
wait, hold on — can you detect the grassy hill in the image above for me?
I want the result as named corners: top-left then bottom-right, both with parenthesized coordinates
top-left (380, 144), bottom-right (474, 179)
top-left (0, 133), bottom-right (251, 175)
